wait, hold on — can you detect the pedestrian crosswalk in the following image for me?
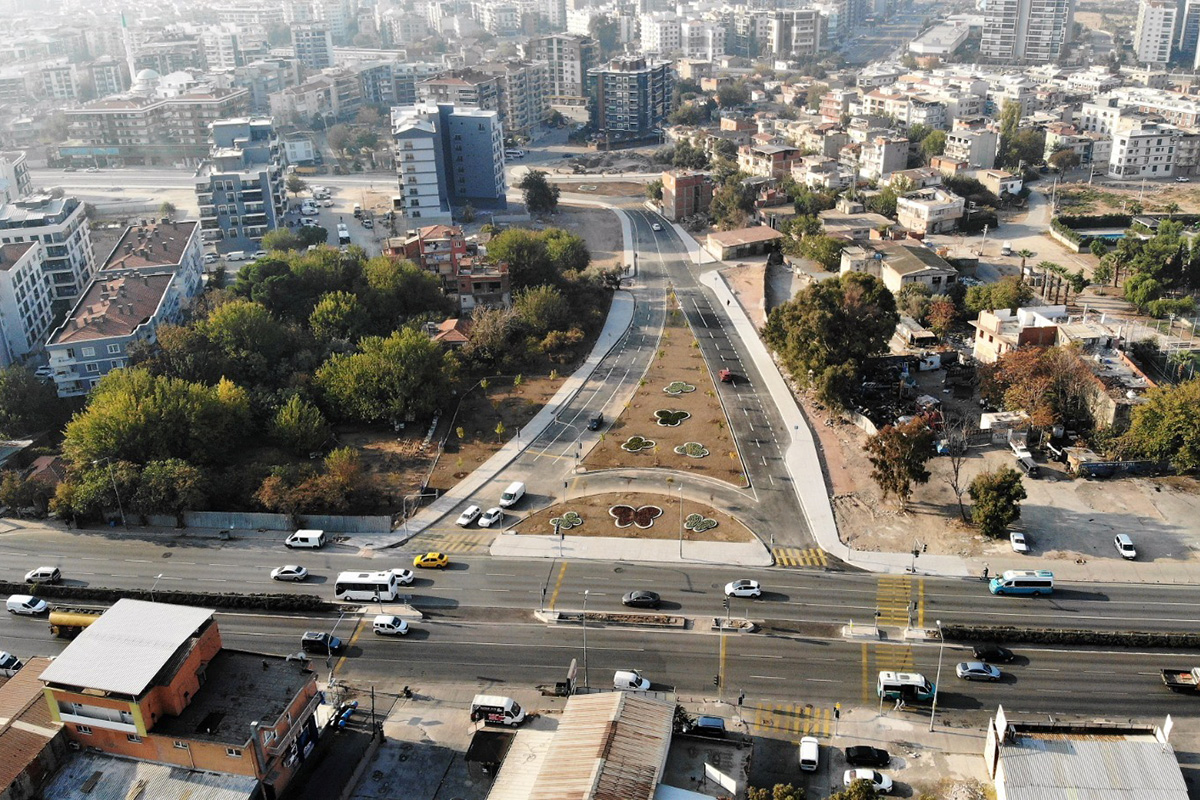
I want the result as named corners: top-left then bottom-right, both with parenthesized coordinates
top-left (749, 703), bottom-right (833, 739)
top-left (415, 532), bottom-right (494, 554)
top-left (861, 642), bottom-right (917, 703)
top-left (772, 547), bottom-right (828, 568)
top-left (875, 576), bottom-right (914, 627)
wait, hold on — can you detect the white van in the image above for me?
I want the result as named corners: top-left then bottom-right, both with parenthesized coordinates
top-left (470, 694), bottom-right (526, 726)
top-left (6, 595), bottom-right (48, 615)
top-left (24, 566), bottom-right (61, 584)
top-left (613, 669), bottom-right (651, 691)
top-left (799, 736), bottom-right (820, 771)
top-left (1000, 241), bottom-right (1013, 256)
top-left (499, 481), bottom-right (526, 508)
top-left (372, 614), bottom-right (410, 636)
top-left (285, 529), bottom-right (327, 549)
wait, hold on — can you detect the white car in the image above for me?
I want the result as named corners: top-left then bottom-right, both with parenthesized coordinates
top-left (0, 651), bottom-right (21, 671)
top-left (724, 579), bottom-right (761, 598)
top-left (651, 222), bottom-right (663, 231)
top-left (322, 199), bottom-right (334, 207)
top-left (301, 217), bottom-right (320, 227)
top-left (1010, 532), bottom-right (1029, 553)
top-left (203, 253), bottom-right (219, 264)
top-left (390, 568), bottom-right (415, 585)
top-left (456, 505), bottom-right (482, 527)
top-left (6, 595), bottom-right (47, 615)
top-left (478, 507), bottom-right (504, 527)
top-left (1114, 533), bottom-right (1137, 559)
top-left (33, 366), bottom-right (54, 379)
top-left (843, 769), bottom-right (893, 793)
top-left (252, 250), bottom-right (267, 259)
top-left (226, 250), bottom-right (247, 261)
top-left (270, 565), bottom-right (309, 582)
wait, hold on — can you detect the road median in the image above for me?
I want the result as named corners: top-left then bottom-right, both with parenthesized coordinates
top-left (944, 624), bottom-right (1200, 649)
top-left (7, 580), bottom-right (335, 613)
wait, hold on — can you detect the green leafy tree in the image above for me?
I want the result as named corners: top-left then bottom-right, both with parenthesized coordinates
top-left (763, 272), bottom-right (899, 410)
top-left (896, 283), bottom-right (932, 322)
top-left (285, 174), bottom-right (308, 197)
top-left (920, 129), bottom-right (947, 159)
top-left (0, 470), bottom-right (55, 515)
top-left (980, 345), bottom-right (1095, 429)
top-left (805, 83), bottom-right (829, 109)
top-left (462, 306), bottom-right (521, 369)
top-left (1089, 239), bottom-right (1109, 260)
top-left (969, 466), bottom-right (1027, 538)
top-left (866, 418), bottom-right (935, 510)
top-left (713, 138), bottom-right (738, 160)
top-left (362, 256), bottom-right (449, 330)
top-left (131, 459), bottom-right (208, 524)
top-left (1124, 272), bottom-right (1163, 310)
top-left (926, 296), bottom-right (958, 339)
top-left (646, 179), bottom-right (664, 201)
top-left (1092, 258), bottom-right (1113, 286)
top-left (717, 82), bottom-right (750, 108)
top-left (309, 290), bottom-right (365, 342)
top-left (588, 15), bottom-right (620, 56)
top-left (296, 225), bottom-right (329, 247)
top-left (518, 169), bottom-right (560, 214)
top-left (710, 179), bottom-right (756, 229)
top-left (1122, 379), bottom-right (1200, 471)
top-left (965, 275), bottom-right (1034, 314)
top-left (865, 187), bottom-right (898, 218)
top-left (200, 299), bottom-right (296, 383)
top-left (748, 784), bottom-right (806, 800)
top-left (672, 141), bottom-right (709, 169)
top-left (798, 233), bottom-right (845, 271)
top-left (514, 285), bottom-right (571, 336)
top-left (1048, 148), bottom-right (1081, 172)
top-left (270, 395), bottom-right (331, 455)
top-left (158, 201), bottom-right (177, 219)
top-left (487, 228), bottom-right (556, 288)
top-left (262, 229), bottom-right (302, 252)
top-left (0, 366), bottom-right (63, 437)
top-left (828, 780), bottom-right (879, 800)
top-left (542, 228), bottom-right (591, 273)
top-left (668, 105), bottom-right (704, 126)
top-left (316, 328), bottom-right (456, 425)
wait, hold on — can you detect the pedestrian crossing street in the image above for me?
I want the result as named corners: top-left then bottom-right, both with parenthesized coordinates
top-left (772, 547), bottom-right (828, 568)
top-left (861, 642), bottom-right (917, 703)
top-left (414, 532), bottom-right (494, 554)
top-left (749, 703), bottom-right (834, 739)
top-left (876, 576), bottom-right (914, 627)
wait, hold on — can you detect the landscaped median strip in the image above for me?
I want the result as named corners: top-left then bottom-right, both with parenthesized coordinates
top-left (4, 581), bottom-right (336, 613)
top-left (533, 610), bottom-right (760, 633)
top-left (942, 624), bottom-right (1200, 649)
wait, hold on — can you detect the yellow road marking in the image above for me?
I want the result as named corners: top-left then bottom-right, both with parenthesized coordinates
top-left (548, 562), bottom-right (568, 610)
top-left (772, 547), bottom-right (829, 567)
top-left (862, 642), bottom-right (870, 704)
top-left (332, 615), bottom-right (366, 677)
top-left (749, 704), bottom-right (833, 738)
top-left (719, 634), bottom-right (727, 693)
top-left (918, 579), bottom-right (925, 629)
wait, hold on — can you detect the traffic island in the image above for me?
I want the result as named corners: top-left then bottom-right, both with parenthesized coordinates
top-left (535, 609), bottom-right (688, 629)
top-left (711, 617), bottom-right (758, 633)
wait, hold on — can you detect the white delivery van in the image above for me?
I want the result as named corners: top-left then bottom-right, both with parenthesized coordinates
top-left (613, 669), bottom-right (651, 691)
top-left (372, 615), bottom-right (410, 636)
top-left (285, 529), bottom-right (327, 549)
top-left (1000, 241), bottom-right (1013, 256)
top-left (470, 695), bottom-right (527, 726)
top-left (499, 481), bottom-right (526, 508)
top-left (6, 595), bottom-right (48, 615)
top-left (799, 736), bottom-right (820, 771)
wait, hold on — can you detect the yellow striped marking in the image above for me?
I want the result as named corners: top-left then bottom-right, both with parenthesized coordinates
top-left (750, 704), bottom-right (833, 738)
top-left (861, 642), bottom-right (871, 704)
top-left (332, 615), bottom-right (366, 677)
top-left (918, 579), bottom-right (925, 629)
top-left (772, 547), bottom-right (828, 567)
top-left (548, 562), bottom-right (568, 611)
top-left (718, 634), bottom-right (727, 693)
top-left (431, 534), bottom-right (493, 554)
top-left (875, 576), bottom-right (914, 626)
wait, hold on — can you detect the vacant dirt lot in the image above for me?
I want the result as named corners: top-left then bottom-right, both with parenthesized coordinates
top-left (581, 306), bottom-right (746, 485)
top-left (553, 205), bottom-right (623, 270)
top-left (554, 181), bottom-right (645, 198)
top-left (512, 491), bottom-right (752, 542)
top-left (1057, 182), bottom-right (1200, 215)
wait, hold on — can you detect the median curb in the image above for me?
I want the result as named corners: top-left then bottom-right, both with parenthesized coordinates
top-left (534, 609), bottom-right (687, 629)
top-left (944, 624), bottom-right (1200, 649)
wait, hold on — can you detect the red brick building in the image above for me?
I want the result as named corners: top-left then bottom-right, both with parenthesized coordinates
top-left (660, 171), bottom-right (713, 222)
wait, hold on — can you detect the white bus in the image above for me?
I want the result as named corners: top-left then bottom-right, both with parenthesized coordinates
top-left (334, 571), bottom-right (401, 602)
top-left (877, 671), bottom-right (936, 702)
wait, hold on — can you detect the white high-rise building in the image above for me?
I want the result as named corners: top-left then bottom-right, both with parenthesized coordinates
top-left (0, 243), bottom-right (54, 368)
top-left (1134, 0), bottom-right (1178, 66)
top-left (980, 0), bottom-right (1075, 64)
top-left (640, 13), bottom-right (681, 55)
top-left (291, 23), bottom-right (333, 70)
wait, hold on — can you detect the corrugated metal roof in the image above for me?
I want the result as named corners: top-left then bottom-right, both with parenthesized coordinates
top-left (527, 693), bottom-right (675, 800)
top-left (487, 717), bottom-right (560, 800)
top-left (0, 658), bottom-right (64, 790)
top-left (39, 600), bottom-right (214, 696)
top-left (999, 733), bottom-right (1189, 800)
top-left (42, 751), bottom-right (256, 800)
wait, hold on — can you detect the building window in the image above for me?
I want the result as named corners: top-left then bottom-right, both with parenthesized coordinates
top-left (173, 741), bottom-right (189, 750)
top-left (85, 363), bottom-right (100, 373)
top-left (77, 725), bottom-right (93, 735)
top-left (107, 343), bottom-right (121, 354)
top-left (226, 747), bottom-right (243, 758)
top-left (127, 734), bottom-right (142, 743)
top-left (81, 347), bottom-right (95, 357)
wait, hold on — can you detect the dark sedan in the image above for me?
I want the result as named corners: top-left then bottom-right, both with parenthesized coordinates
top-left (622, 590), bottom-right (661, 609)
top-left (973, 644), bottom-right (1015, 663)
top-left (845, 746), bottom-right (890, 768)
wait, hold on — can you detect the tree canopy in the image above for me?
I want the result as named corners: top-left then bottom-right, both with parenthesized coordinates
top-left (763, 272), bottom-right (899, 409)
top-left (1121, 378), bottom-right (1200, 472)
top-left (518, 170), bottom-right (560, 214)
top-left (0, 366), bottom-right (64, 438)
top-left (980, 345), bottom-right (1096, 429)
top-left (866, 418), bottom-right (935, 509)
top-left (969, 467), bottom-right (1027, 538)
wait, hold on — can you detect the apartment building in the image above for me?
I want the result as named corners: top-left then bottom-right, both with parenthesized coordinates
top-left (944, 126), bottom-right (999, 169)
top-left (768, 9), bottom-right (825, 58)
top-left (640, 13), bottom-right (682, 54)
top-left (587, 56), bottom-right (674, 143)
top-left (400, 223), bottom-right (468, 280)
top-left (980, 0), bottom-right (1074, 64)
top-left (858, 135), bottom-right (909, 181)
top-left (0, 151), bottom-right (31, 204)
top-left (660, 171), bottom-right (714, 221)
top-left (525, 34), bottom-right (600, 115)
top-left (896, 187), bottom-right (966, 235)
top-left (1108, 121), bottom-right (1177, 179)
top-left (1134, 0), bottom-right (1178, 66)
top-left (0, 242), bottom-right (54, 368)
top-left (46, 220), bottom-right (203, 397)
top-left (820, 88), bottom-right (858, 123)
top-left (970, 305), bottom-right (1066, 364)
top-left (478, 60), bottom-right (548, 139)
top-left (1178, 0), bottom-right (1200, 69)
top-left (292, 23), bottom-right (334, 70)
top-left (268, 70), bottom-right (363, 126)
top-left (62, 87), bottom-right (251, 166)
top-left (195, 118), bottom-right (286, 250)
top-left (738, 143), bottom-right (804, 179)
top-left (392, 103), bottom-right (507, 225)
top-left (39, 600), bottom-right (321, 797)
top-left (419, 71), bottom-right (502, 115)
top-left (681, 21), bottom-right (726, 61)
top-left (390, 224), bottom-right (510, 312)
top-left (0, 196), bottom-right (94, 313)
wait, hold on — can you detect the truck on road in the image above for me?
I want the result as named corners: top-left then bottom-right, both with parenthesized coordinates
top-left (1162, 667), bottom-right (1200, 691)
top-left (49, 606), bottom-right (106, 638)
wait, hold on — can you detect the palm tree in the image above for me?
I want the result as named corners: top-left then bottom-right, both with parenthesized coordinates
top-left (1165, 201), bottom-right (1181, 219)
top-left (1127, 200), bottom-right (1144, 216)
top-left (1015, 249), bottom-right (1035, 280)
top-left (1036, 260), bottom-right (1058, 298)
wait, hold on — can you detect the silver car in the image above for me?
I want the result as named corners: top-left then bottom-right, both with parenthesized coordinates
top-left (956, 661), bottom-right (1001, 681)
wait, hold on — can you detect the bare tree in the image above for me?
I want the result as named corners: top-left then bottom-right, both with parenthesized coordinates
top-left (942, 415), bottom-right (971, 522)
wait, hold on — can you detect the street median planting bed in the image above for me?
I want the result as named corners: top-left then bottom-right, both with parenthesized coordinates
top-left (944, 624), bottom-right (1200, 649)
top-left (513, 491), bottom-right (753, 543)
top-left (4, 581), bottom-right (334, 613)
top-left (553, 610), bottom-right (687, 629)
top-left (581, 303), bottom-right (746, 486)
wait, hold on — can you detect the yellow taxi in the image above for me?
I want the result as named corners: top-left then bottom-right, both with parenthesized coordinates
top-left (413, 552), bottom-right (449, 569)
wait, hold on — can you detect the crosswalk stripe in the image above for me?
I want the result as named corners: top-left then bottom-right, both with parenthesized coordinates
top-left (772, 547), bottom-right (828, 568)
top-left (748, 704), bottom-right (833, 739)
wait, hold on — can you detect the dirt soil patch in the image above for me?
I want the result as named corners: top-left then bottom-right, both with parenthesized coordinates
top-left (723, 263), bottom-right (768, 330)
top-left (553, 180), bottom-right (645, 197)
top-left (427, 375), bottom-right (565, 494)
top-left (1056, 182), bottom-right (1200, 215)
top-left (332, 427), bottom-right (435, 512)
top-left (581, 303), bottom-right (746, 485)
top-left (554, 205), bottom-right (623, 270)
top-left (512, 491), bottom-right (753, 542)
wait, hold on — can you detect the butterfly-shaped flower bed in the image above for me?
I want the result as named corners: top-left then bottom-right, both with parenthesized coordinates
top-left (511, 492), bottom-right (753, 543)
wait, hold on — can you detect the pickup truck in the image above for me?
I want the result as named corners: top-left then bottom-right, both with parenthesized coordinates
top-left (1162, 667), bottom-right (1200, 691)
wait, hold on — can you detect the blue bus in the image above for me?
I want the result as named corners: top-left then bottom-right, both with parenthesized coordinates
top-left (989, 569), bottom-right (1054, 596)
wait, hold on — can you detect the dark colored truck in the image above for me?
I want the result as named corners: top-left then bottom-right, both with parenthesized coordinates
top-left (1162, 668), bottom-right (1200, 691)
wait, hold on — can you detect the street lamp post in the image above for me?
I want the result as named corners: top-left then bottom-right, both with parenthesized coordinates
top-left (678, 483), bottom-right (684, 559)
top-left (92, 458), bottom-right (127, 528)
top-left (582, 590), bottom-right (590, 689)
top-left (929, 620), bottom-right (945, 732)
top-left (151, 573), bottom-right (164, 602)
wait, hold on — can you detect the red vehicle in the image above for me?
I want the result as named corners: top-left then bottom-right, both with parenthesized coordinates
top-left (719, 369), bottom-right (738, 384)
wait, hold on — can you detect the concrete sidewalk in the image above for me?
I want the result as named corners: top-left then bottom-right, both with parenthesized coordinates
top-left (352, 290), bottom-right (637, 550)
top-left (489, 530), bottom-right (773, 566)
